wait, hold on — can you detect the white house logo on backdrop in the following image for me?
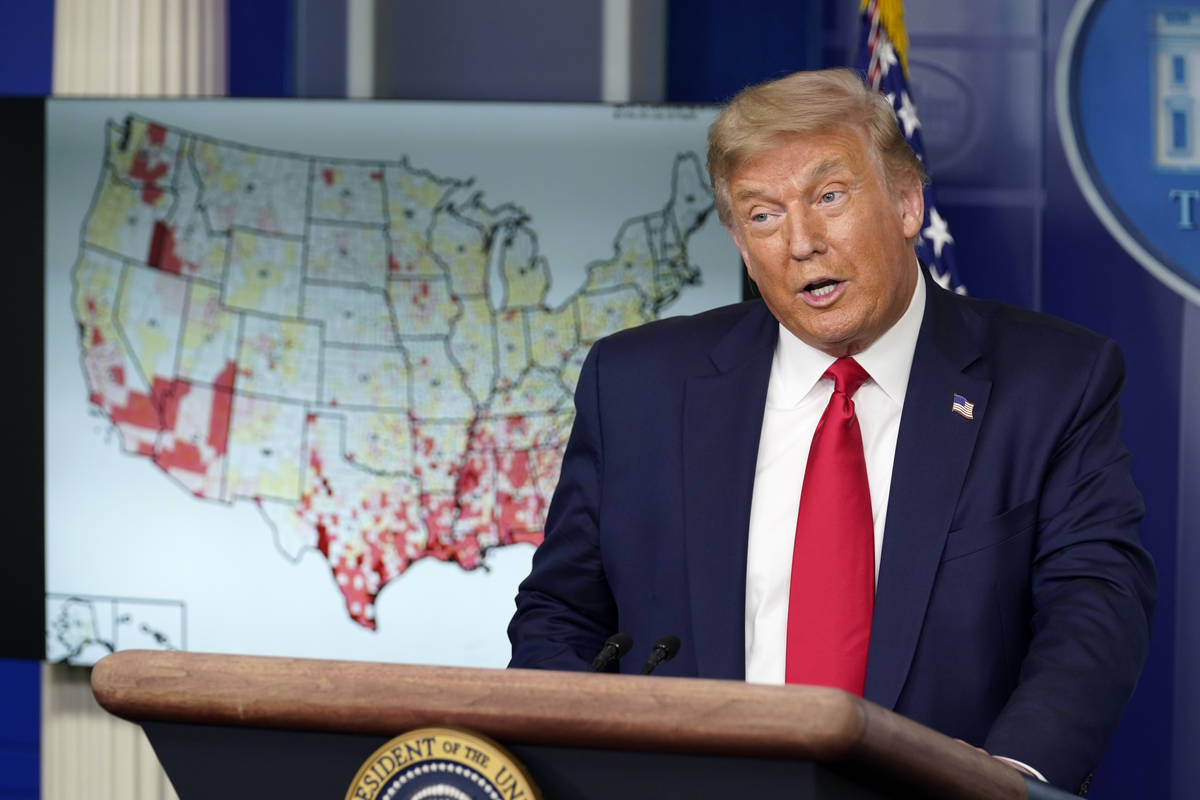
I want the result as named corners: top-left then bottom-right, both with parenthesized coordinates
top-left (1058, 1), bottom-right (1200, 305)
top-left (1156, 10), bottom-right (1200, 171)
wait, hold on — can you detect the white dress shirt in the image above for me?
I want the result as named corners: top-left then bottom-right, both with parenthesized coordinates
top-left (744, 264), bottom-right (924, 684)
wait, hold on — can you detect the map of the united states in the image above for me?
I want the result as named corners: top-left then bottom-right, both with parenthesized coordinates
top-left (71, 116), bottom-right (713, 630)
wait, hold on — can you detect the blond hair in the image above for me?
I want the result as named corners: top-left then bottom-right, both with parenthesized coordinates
top-left (706, 68), bottom-right (927, 228)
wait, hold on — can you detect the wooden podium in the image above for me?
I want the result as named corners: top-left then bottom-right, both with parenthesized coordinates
top-left (91, 650), bottom-right (1031, 799)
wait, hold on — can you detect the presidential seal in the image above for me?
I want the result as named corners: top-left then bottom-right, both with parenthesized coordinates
top-left (345, 727), bottom-right (541, 800)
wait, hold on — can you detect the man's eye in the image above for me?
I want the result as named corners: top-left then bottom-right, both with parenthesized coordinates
top-left (820, 192), bottom-right (838, 203)
top-left (751, 212), bottom-right (769, 223)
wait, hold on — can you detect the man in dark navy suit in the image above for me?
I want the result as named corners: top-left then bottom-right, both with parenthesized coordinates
top-left (507, 68), bottom-right (1156, 794)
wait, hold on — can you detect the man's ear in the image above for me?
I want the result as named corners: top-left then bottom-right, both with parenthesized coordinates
top-left (897, 178), bottom-right (925, 240)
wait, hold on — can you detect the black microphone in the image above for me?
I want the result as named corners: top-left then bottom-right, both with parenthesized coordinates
top-left (590, 632), bottom-right (634, 672)
top-left (640, 634), bottom-right (681, 675)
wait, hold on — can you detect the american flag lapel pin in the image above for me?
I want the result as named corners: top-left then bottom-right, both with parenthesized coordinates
top-left (952, 394), bottom-right (975, 420)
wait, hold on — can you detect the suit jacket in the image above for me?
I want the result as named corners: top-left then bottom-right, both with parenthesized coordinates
top-left (508, 268), bottom-right (1156, 792)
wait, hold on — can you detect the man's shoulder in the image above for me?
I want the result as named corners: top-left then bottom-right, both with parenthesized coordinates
top-left (937, 286), bottom-right (1116, 363)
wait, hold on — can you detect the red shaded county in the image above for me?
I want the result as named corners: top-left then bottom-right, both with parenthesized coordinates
top-left (504, 416), bottom-right (530, 440)
top-left (494, 490), bottom-right (544, 544)
top-left (208, 385), bottom-right (234, 456)
top-left (158, 379), bottom-right (192, 430)
top-left (213, 360), bottom-right (237, 392)
top-left (332, 562), bottom-right (377, 630)
top-left (513, 530), bottom-right (543, 546)
top-left (420, 493), bottom-right (456, 537)
top-left (466, 423), bottom-right (496, 452)
top-left (154, 438), bottom-right (206, 476)
top-left (305, 492), bottom-right (426, 630)
top-left (499, 451), bottom-right (531, 488)
top-left (316, 521), bottom-right (332, 557)
top-left (389, 254), bottom-right (401, 273)
top-left (322, 168), bottom-right (336, 186)
top-left (106, 376), bottom-right (172, 430)
top-left (435, 534), bottom-right (483, 570)
top-left (147, 221), bottom-right (184, 274)
top-left (91, 328), bottom-right (104, 347)
top-left (129, 154), bottom-right (169, 206)
top-left (147, 124), bottom-right (167, 146)
top-left (457, 461), bottom-right (482, 495)
top-left (130, 153), bottom-right (168, 184)
top-left (370, 171), bottom-right (383, 181)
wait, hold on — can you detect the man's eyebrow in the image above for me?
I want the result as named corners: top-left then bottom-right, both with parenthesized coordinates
top-left (732, 185), bottom-right (770, 205)
top-left (808, 157), bottom-right (845, 182)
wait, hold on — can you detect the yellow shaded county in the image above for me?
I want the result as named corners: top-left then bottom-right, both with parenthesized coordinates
top-left (72, 250), bottom-right (124, 351)
top-left (493, 308), bottom-right (529, 389)
top-left (83, 172), bottom-right (169, 256)
top-left (229, 451), bottom-right (301, 502)
top-left (342, 410), bottom-right (414, 474)
top-left (583, 219), bottom-right (655, 293)
top-left (192, 140), bottom-right (223, 183)
top-left (387, 165), bottom-right (457, 277)
top-left (491, 367), bottom-right (572, 417)
top-left (116, 265), bottom-right (188, 382)
top-left (387, 168), bottom-right (447, 229)
top-left (448, 297), bottom-right (497, 403)
top-left (406, 339), bottom-right (476, 421)
top-left (226, 396), bottom-right (305, 501)
top-left (526, 304), bottom-right (579, 369)
top-left (224, 230), bottom-right (302, 317)
top-left (236, 316), bottom-right (321, 402)
top-left (498, 226), bottom-right (549, 308)
top-left (389, 277), bottom-right (461, 337)
top-left (179, 283), bottom-right (240, 385)
top-left (429, 212), bottom-right (487, 295)
top-left (575, 286), bottom-right (648, 344)
top-left (106, 120), bottom-right (147, 176)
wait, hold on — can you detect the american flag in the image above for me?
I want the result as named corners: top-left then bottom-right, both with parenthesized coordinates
top-left (855, 0), bottom-right (966, 294)
top-left (952, 394), bottom-right (975, 419)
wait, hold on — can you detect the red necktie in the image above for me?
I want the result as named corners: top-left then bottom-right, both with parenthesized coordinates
top-left (784, 357), bottom-right (874, 694)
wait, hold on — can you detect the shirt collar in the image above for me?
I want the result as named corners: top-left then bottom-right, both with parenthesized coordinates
top-left (766, 261), bottom-right (926, 408)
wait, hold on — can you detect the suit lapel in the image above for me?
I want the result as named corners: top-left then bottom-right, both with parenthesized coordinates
top-left (864, 274), bottom-right (991, 709)
top-left (682, 303), bottom-right (777, 680)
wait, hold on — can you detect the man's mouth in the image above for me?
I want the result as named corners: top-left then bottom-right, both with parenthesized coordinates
top-left (801, 279), bottom-right (844, 303)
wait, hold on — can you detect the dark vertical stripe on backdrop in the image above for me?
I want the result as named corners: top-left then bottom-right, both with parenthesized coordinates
top-left (229, 0), bottom-right (296, 97)
top-left (0, 0), bottom-right (54, 95)
top-left (665, 0), bottom-right (822, 104)
top-left (0, 96), bottom-right (45, 800)
top-left (0, 98), bottom-right (46, 660)
top-left (0, 659), bottom-right (40, 799)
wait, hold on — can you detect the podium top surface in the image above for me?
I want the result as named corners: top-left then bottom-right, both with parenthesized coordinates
top-left (92, 650), bottom-right (1027, 800)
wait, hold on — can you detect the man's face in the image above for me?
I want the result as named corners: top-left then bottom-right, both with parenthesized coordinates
top-left (727, 127), bottom-right (924, 357)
